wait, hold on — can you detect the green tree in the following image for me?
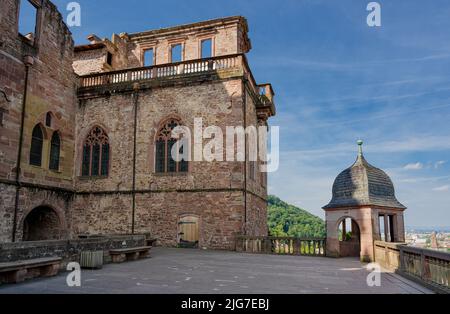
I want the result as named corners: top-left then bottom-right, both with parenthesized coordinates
top-left (267, 195), bottom-right (326, 238)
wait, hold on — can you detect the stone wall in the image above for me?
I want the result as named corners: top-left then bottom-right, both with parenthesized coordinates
top-left (0, 235), bottom-right (146, 267)
top-left (0, 1), bottom-right (271, 248)
top-left (0, 183), bottom-right (16, 242)
top-left (0, 0), bottom-right (76, 187)
top-left (73, 47), bottom-right (108, 76)
top-left (0, 0), bottom-right (77, 243)
top-left (127, 16), bottom-right (250, 68)
top-left (72, 76), bottom-right (268, 249)
top-left (325, 207), bottom-right (375, 261)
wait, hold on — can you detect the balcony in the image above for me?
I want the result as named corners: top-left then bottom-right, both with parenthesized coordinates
top-left (78, 54), bottom-right (275, 117)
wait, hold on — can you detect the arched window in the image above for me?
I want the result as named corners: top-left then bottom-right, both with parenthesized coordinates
top-left (81, 127), bottom-right (109, 177)
top-left (155, 119), bottom-right (188, 173)
top-left (49, 131), bottom-right (61, 171)
top-left (29, 124), bottom-right (43, 166)
top-left (45, 112), bottom-right (52, 127)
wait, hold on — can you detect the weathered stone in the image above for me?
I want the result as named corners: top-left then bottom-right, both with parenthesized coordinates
top-left (0, 1), bottom-right (275, 250)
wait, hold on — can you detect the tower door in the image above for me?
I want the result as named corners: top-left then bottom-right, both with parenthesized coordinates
top-left (178, 216), bottom-right (199, 248)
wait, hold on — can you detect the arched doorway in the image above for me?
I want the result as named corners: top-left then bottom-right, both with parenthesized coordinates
top-left (337, 217), bottom-right (361, 258)
top-left (177, 215), bottom-right (199, 248)
top-left (23, 206), bottom-right (63, 241)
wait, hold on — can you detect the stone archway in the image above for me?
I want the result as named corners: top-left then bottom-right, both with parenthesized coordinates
top-left (23, 206), bottom-right (63, 241)
top-left (337, 217), bottom-right (361, 258)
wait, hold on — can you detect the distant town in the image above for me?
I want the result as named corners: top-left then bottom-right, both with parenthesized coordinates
top-left (405, 227), bottom-right (450, 251)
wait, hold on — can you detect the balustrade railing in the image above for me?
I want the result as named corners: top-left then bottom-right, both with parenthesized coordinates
top-left (374, 241), bottom-right (449, 293)
top-left (236, 236), bottom-right (326, 256)
top-left (399, 245), bottom-right (449, 292)
top-left (79, 54), bottom-right (242, 88)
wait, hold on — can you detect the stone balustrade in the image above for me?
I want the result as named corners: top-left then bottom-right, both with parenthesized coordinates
top-left (374, 241), bottom-right (450, 293)
top-left (79, 54), bottom-right (260, 89)
top-left (235, 236), bottom-right (326, 256)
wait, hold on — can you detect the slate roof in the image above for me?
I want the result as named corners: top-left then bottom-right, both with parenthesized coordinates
top-left (323, 147), bottom-right (406, 210)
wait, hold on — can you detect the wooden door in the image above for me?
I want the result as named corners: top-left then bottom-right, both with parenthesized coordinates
top-left (178, 216), bottom-right (199, 248)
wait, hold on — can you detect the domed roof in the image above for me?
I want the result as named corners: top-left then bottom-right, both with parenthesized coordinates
top-left (323, 141), bottom-right (406, 210)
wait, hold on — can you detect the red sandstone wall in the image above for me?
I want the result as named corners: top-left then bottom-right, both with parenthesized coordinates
top-left (0, 0), bottom-right (76, 242)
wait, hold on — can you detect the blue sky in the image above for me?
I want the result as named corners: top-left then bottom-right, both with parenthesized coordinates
top-left (48, 0), bottom-right (450, 227)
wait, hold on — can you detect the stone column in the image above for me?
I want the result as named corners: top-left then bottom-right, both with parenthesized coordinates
top-left (384, 214), bottom-right (389, 242)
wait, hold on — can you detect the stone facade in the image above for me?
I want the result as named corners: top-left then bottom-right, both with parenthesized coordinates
top-left (0, 1), bottom-right (275, 250)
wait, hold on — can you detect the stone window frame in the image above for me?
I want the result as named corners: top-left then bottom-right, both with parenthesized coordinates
top-left (81, 126), bottom-right (110, 178)
top-left (29, 123), bottom-right (45, 167)
top-left (168, 40), bottom-right (186, 63)
top-left (139, 41), bottom-right (158, 66)
top-left (17, 0), bottom-right (43, 48)
top-left (198, 35), bottom-right (215, 59)
top-left (154, 117), bottom-right (189, 175)
top-left (106, 51), bottom-right (113, 67)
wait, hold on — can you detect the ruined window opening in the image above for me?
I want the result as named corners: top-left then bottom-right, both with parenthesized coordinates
top-left (201, 39), bottom-right (213, 58)
top-left (49, 132), bottom-right (61, 171)
top-left (143, 48), bottom-right (154, 67)
top-left (45, 112), bottom-right (52, 127)
top-left (171, 44), bottom-right (182, 63)
top-left (81, 127), bottom-right (109, 177)
top-left (155, 119), bottom-right (188, 173)
top-left (30, 124), bottom-right (43, 166)
top-left (106, 52), bottom-right (113, 66)
top-left (18, 0), bottom-right (38, 43)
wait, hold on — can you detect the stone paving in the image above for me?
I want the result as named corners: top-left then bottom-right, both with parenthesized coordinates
top-left (0, 248), bottom-right (432, 294)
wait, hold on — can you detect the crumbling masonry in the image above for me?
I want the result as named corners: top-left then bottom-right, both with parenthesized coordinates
top-left (0, 0), bottom-right (276, 249)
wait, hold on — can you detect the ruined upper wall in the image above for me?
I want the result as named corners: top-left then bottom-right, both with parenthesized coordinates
top-left (127, 16), bottom-right (251, 67)
top-left (0, 0), bottom-right (74, 63)
top-left (73, 16), bottom-right (252, 75)
top-left (0, 0), bottom-right (77, 188)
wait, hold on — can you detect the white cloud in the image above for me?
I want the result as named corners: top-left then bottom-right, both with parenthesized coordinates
top-left (403, 162), bottom-right (424, 170)
top-left (433, 185), bottom-right (450, 192)
top-left (435, 160), bottom-right (447, 169)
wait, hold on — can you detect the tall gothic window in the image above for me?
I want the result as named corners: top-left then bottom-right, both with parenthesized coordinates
top-left (155, 119), bottom-right (188, 173)
top-left (29, 124), bottom-right (43, 166)
top-left (49, 131), bottom-right (60, 171)
top-left (81, 127), bottom-right (109, 177)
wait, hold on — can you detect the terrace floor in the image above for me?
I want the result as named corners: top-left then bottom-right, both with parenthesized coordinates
top-left (0, 247), bottom-right (432, 294)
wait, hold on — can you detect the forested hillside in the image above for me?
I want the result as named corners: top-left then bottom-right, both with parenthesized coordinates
top-left (268, 195), bottom-right (326, 238)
